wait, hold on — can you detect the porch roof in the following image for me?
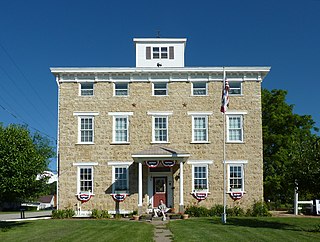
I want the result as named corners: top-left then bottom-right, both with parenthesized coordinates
top-left (132, 145), bottom-right (190, 159)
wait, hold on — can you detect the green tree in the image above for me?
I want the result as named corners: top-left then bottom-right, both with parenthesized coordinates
top-left (0, 124), bottom-right (55, 207)
top-left (262, 89), bottom-right (319, 205)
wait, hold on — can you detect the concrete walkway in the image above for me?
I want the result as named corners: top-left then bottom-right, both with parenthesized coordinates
top-left (152, 220), bottom-right (173, 242)
top-left (0, 211), bottom-right (52, 221)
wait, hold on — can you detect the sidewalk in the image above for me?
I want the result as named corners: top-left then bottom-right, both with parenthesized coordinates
top-left (152, 219), bottom-right (173, 242)
top-left (0, 210), bottom-right (52, 222)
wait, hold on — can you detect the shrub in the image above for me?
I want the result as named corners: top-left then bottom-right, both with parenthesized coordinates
top-left (227, 206), bottom-right (245, 217)
top-left (185, 206), bottom-right (209, 217)
top-left (91, 209), bottom-right (110, 219)
top-left (52, 209), bottom-right (75, 219)
top-left (209, 204), bottom-right (224, 217)
top-left (249, 201), bottom-right (271, 217)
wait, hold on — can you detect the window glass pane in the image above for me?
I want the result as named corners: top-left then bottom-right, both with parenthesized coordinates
top-left (115, 117), bottom-right (128, 142)
top-left (193, 116), bottom-right (207, 141)
top-left (115, 83), bottom-right (128, 96)
top-left (154, 117), bottom-right (167, 141)
top-left (229, 165), bottom-right (243, 190)
top-left (229, 82), bottom-right (241, 95)
top-left (228, 116), bottom-right (242, 141)
top-left (194, 166), bottom-right (207, 190)
top-left (153, 47), bottom-right (159, 59)
top-left (161, 47), bottom-right (168, 59)
top-left (79, 167), bottom-right (93, 192)
top-left (193, 82), bottom-right (207, 95)
top-left (80, 117), bottom-right (93, 142)
top-left (153, 83), bottom-right (167, 96)
top-left (81, 83), bottom-right (94, 96)
top-left (114, 167), bottom-right (128, 191)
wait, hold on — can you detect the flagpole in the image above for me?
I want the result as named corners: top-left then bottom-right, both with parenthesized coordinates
top-left (222, 67), bottom-right (227, 224)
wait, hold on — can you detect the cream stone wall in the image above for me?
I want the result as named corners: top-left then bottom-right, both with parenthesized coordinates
top-left (58, 80), bottom-right (263, 212)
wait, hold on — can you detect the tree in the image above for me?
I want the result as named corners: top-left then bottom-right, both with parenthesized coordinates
top-left (0, 124), bottom-right (55, 207)
top-left (262, 89), bottom-right (319, 205)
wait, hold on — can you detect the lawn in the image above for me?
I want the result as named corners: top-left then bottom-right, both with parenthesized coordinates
top-left (168, 217), bottom-right (320, 242)
top-left (0, 219), bottom-right (154, 242)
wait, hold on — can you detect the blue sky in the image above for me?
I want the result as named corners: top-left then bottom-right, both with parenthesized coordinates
top-left (0, 0), bottom-right (319, 171)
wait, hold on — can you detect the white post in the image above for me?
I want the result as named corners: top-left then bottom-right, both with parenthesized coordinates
top-left (138, 162), bottom-right (143, 211)
top-left (294, 182), bottom-right (298, 215)
top-left (179, 161), bottom-right (184, 212)
top-left (222, 68), bottom-right (227, 224)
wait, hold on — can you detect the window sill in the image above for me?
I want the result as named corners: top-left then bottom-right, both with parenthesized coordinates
top-left (150, 142), bottom-right (170, 144)
top-left (111, 142), bottom-right (130, 145)
top-left (191, 191), bottom-right (210, 194)
top-left (191, 95), bottom-right (208, 97)
top-left (190, 141), bottom-right (210, 144)
top-left (227, 191), bottom-right (246, 194)
top-left (76, 142), bottom-right (95, 145)
top-left (226, 141), bottom-right (244, 144)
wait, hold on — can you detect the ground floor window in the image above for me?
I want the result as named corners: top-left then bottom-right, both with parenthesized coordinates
top-left (226, 161), bottom-right (247, 192)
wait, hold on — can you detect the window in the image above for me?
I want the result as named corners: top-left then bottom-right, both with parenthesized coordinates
top-left (108, 161), bottom-right (132, 194)
top-left (228, 164), bottom-right (244, 192)
top-left (80, 83), bottom-right (94, 96)
top-left (153, 116), bottom-right (168, 142)
top-left (153, 82), bottom-right (168, 96)
top-left (114, 83), bottom-right (128, 96)
top-left (113, 167), bottom-right (129, 193)
top-left (227, 115), bottom-right (243, 142)
top-left (74, 112), bottom-right (99, 144)
top-left (152, 47), bottom-right (168, 59)
top-left (80, 117), bottom-right (94, 143)
top-left (192, 116), bottom-right (208, 142)
top-left (229, 81), bottom-right (242, 95)
top-left (192, 82), bottom-right (207, 96)
top-left (108, 112), bottom-right (133, 144)
top-left (187, 160), bottom-right (212, 193)
top-left (74, 162), bottom-right (98, 194)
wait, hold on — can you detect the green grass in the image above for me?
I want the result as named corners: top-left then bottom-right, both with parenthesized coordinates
top-left (0, 219), bottom-right (154, 242)
top-left (168, 217), bottom-right (320, 242)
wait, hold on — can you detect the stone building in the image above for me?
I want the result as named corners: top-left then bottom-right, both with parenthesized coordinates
top-left (51, 37), bottom-right (270, 215)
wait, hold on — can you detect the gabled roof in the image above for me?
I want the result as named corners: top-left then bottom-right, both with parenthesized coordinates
top-left (38, 195), bottom-right (54, 203)
top-left (132, 146), bottom-right (190, 158)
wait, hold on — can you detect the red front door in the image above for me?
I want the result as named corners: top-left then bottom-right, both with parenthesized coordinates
top-left (153, 177), bottom-right (167, 207)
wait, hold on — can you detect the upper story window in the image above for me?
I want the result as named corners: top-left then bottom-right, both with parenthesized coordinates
top-left (192, 82), bottom-right (207, 96)
top-left (188, 112), bottom-right (212, 143)
top-left (229, 81), bottom-right (242, 95)
top-left (148, 111), bottom-right (173, 143)
top-left (114, 83), bottom-right (128, 96)
top-left (227, 114), bottom-right (244, 143)
top-left (146, 46), bottom-right (174, 60)
top-left (74, 112), bottom-right (99, 144)
top-left (80, 83), bottom-right (94, 96)
top-left (153, 82), bottom-right (168, 96)
top-left (108, 112), bottom-right (133, 144)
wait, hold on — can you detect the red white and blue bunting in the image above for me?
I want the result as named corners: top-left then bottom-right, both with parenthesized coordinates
top-left (162, 160), bottom-right (176, 167)
top-left (77, 191), bottom-right (93, 203)
top-left (145, 161), bottom-right (159, 168)
top-left (111, 193), bottom-right (127, 202)
top-left (229, 191), bottom-right (244, 201)
top-left (192, 192), bottom-right (208, 201)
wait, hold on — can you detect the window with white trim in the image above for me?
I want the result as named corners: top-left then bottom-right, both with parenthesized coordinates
top-left (192, 165), bottom-right (208, 192)
top-left (78, 166), bottom-right (93, 193)
top-left (79, 116), bottom-right (94, 143)
top-left (113, 166), bottom-right (129, 193)
top-left (153, 116), bottom-right (168, 142)
top-left (153, 82), bottom-right (168, 96)
top-left (229, 81), bottom-right (242, 95)
top-left (114, 83), bottom-right (128, 96)
top-left (108, 112), bottom-right (133, 144)
top-left (192, 116), bottom-right (208, 142)
top-left (80, 83), bottom-right (94, 96)
top-left (227, 115), bottom-right (243, 142)
top-left (192, 82), bottom-right (207, 96)
top-left (152, 47), bottom-right (168, 59)
top-left (228, 164), bottom-right (244, 192)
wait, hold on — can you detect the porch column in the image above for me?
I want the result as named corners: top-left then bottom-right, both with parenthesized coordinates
top-left (138, 162), bottom-right (143, 214)
top-left (179, 161), bottom-right (184, 213)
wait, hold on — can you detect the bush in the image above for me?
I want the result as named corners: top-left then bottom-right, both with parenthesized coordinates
top-left (52, 209), bottom-right (75, 219)
top-left (209, 204), bottom-right (224, 217)
top-left (91, 209), bottom-right (110, 219)
top-left (185, 206), bottom-right (209, 217)
top-left (227, 206), bottom-right (245, 217)
top-left (249, 201), bottom-right (271, 217)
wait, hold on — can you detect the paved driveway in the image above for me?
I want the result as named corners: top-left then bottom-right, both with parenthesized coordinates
top-left (0, 210), bottom-right (52, 221)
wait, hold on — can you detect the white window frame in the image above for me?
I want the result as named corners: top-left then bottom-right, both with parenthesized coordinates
top-left (192, 82), bottom-right (207, 96)
top-left (188, 160), bottom-right (213, 193)
top-left (229, 81), bottom-right (242, 95)
top-left (73, 162), bottom-right (98, 194)
top-left (188, 112), bottom-right (212, 143)
top-left (148, 111), bottom-right (173, 144)
top-left (226, 111), bottom-right (247, 143)
top-left (114, 82), bottom-right (129, 96)
top-left (79, 82), bottom-right (94, 96)
top-left (74, 112), bottom-right (99, 144)
top-left (108, 161), bottom-right (132, 194)
top-left (152, 47), bottom-right (168, 59)
top-left (152, 82), bottom-right (168, 96)
top-left (108, 112), bottom-right (133, 144)
top-left (225, 160), bottom-right (247, 193)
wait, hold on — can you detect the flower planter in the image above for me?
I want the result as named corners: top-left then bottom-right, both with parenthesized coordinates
top-left (182, 214), bottom-right (189, 219)
top-left (133, 215), bottom-right (140, 221)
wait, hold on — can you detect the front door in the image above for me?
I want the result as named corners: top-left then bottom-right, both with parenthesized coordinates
top-left (153, 177), bottom-right (167, 207)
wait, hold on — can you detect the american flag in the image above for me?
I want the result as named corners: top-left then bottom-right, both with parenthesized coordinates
top-left (220, 79), bottom-right (229, 113)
